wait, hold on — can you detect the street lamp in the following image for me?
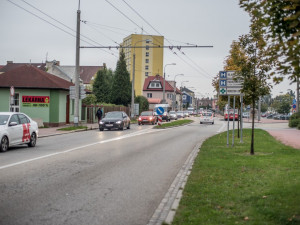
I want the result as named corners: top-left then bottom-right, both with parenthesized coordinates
top-left (172, 74), bottom-right (184, 110)
top-left (163, 63), bottom-right (176, 104)
top-left (131, 39), bottom-right (151, 118)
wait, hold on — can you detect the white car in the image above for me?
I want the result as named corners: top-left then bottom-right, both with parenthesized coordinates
top-left (200, 112), bottom-right (214, 124)
top-left (0, 112), bottom-right (38, 152)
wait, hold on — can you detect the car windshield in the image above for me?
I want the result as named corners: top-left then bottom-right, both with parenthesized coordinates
top-left (141, 111), bottom-right (152, 116)
top-left (0, 115), bottom-right (10, 125)
top-left (169, 111), bottom-right (176, 114)
top-left (177, 111), bottom-right (183, 114)
top-left (203, 113), bottom-right (212, 116)
top-left (105, 112), bottom-right (123, 119)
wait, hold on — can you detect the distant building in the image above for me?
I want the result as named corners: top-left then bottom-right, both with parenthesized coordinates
top-left (181, 87), bottom-right (195, 109)
top-left (143, 75), bottom-right (181, 109)
top-left (122, 34), bottom-right (164, 96)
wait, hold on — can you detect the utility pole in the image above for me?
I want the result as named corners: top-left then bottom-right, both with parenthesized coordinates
top-left (131, 53), bottom-right (135, 118)
top-left (297, 77), bottom-right (299, 113)
top-left (74, 3), bottom-right (80, 127)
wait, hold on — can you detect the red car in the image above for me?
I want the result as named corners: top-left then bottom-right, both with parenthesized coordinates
top-left (224, 112), bottom-right (239, 121)
top-left (138, 111), bottom-right (157, 125)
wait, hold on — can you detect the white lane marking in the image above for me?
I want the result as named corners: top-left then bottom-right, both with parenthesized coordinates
top-left (0, 128), bottom-right (165, 170)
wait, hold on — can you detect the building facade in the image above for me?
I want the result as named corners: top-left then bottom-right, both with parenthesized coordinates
top-left (122, 34), bottom-right (164, 96)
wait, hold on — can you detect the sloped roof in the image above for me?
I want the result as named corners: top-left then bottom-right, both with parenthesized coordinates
top-left (58, 65), bottom-right (103, 84)
top-left (0, 63), bottom-right (46, 73)
top-left (143, 75), bottom-right (181, 93)
top-left (147, 98), bottom-right (161, 104)
top-left (0, 65), bottom-right (73, 90)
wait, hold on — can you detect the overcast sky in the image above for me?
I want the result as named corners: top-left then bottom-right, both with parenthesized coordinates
top-left (0, 0), bottom-right (296, 98)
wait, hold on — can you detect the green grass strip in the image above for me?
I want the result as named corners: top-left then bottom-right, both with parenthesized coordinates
top-left (172, 128), bottom-right (300, 225)
top-left (154, 119), bottom-right (193, 129)
top-left (57, 126), bottom-right (87, 131)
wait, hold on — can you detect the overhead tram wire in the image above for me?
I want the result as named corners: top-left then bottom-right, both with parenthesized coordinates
top-left (7, 0), bottom-right (118, 58)
top-left (119, 0), bottom-right (213, 79)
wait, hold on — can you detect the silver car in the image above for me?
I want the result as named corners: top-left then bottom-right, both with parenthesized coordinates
top-left (0, 112), bottom-right (39, 152)
top-left (169, 111), bottom-right (178, 120)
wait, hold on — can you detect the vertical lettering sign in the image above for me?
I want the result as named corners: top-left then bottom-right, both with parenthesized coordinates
top-left (22, 96), bottom-right (50, 107)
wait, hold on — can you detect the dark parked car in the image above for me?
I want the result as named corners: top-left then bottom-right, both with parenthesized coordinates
top-left (99, 111), bottom-right (130, 131)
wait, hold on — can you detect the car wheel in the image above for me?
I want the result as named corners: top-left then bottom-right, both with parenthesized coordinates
top-left (212, 122), bottom-right (214, 125)
top-left (200, 122), bottom-right (202, 124)
top-left (152, 121), bottom-right (155, 125)
top-left (28, 132), bottom-right (37, 147)
top-left (99, 128), bottom-right (104, 131)
top-left (119, 125), bottom-right (124, 131)
top-left (138, 123), bottom-right (141, 125)
top-left (127, 122), bottom-right (130, 129)
top-left (0, 136), bottom-right (9, 152)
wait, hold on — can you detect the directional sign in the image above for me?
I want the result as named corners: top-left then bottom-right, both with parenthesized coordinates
top-left (292, 104), bottom-right (297, 109)
top-left (219, 71), bottom-right (243, 96)
top-left (219, 79), bottom-right (227, 87)
top-left (156, 107), bottom-right (164, 115)
top-left (293, 99), bottom-right (297, 105)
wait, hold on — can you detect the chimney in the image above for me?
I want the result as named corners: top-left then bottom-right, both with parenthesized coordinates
top-left (7, 61), bottom-right (13, 64)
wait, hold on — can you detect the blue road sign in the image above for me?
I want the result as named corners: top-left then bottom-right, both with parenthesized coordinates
top-left (220, 79), bottom-right (227, 87)
top-left (293, 99), bottom-right (297, 105)
top-left (156, 107), bottom-right (164, 115)
top-left (219, 71), bottom-right (227, 79)
top-left (292, 104), bottom-right (296, 109)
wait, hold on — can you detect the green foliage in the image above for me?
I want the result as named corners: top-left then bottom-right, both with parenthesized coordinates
top-left (82, 94), bottom-right (97, 106)
top-left (154, 119), bottom-right (193, 129)
top-left (173, 129), bottom-right (300, 225)
top-left (239, 0), bottom-right (300, 83)
top-left (93, 67), bottom-right (111, 103)
top-left (110, 50), bottom-right (132, 106)
top-left (289, 112), bottom-right (300, 128)
top-left (135, 95), bottom-right (149, 115)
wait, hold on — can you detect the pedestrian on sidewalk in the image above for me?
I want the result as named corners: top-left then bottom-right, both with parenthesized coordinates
top-left (96, 105), bottom-right (103, 124)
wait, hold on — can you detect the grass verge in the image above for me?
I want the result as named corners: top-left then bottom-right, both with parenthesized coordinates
top-left (57, 126), bottom-right (87, 131)
top-left (154, 119), bottom-right (193, 129)
top-left (172, 128), bottom-right (300, 225)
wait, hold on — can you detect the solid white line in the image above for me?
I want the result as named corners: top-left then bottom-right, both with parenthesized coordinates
top-left (217, 121), bottom-right (227, 133)
top-left (0, 128), bottom-right (165, 170)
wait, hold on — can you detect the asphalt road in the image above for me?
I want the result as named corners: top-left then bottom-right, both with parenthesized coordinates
top-left (0, 117), bottom-right (224, 225)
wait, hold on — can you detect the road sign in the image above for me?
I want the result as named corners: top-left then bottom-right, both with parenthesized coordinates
top-left (156, 107), bottom-right (164, 115)
top-left (219, 71), bottom-right (243, 96)
top-left (292, 104), bottom-right (296, 109)
top-left (293, 99), bottom-right (297, 105)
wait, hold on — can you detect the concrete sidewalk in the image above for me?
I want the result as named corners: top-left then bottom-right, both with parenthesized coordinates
top-left (38, 123), bottom-right (99, 138)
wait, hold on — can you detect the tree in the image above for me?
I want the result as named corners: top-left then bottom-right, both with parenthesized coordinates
top-left (135, 96), bottom-right (149, 115)
top-left (239, 0), bottom-right (300, 83)
top-left (93, 66), bottom-right (111, 103)
top-left (110, 50), bottom-right (131, 106)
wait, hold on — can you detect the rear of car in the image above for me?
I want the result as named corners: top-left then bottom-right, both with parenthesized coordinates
top-left (169, 111), bottom-right (177, 120)
top-left (0, 112), bottom-right (38, 152)
top-left (200, 112), bottom-right (214, 124)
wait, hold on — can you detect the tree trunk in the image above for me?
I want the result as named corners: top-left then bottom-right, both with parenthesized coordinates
top-left (251, 99), bottom-right (255, 155)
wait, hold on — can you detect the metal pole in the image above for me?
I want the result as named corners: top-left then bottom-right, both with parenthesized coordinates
top-left (232, 96), bottom-right (235, 147)
top-left (258, 96), bottom-right (261, 121)
top-left (131, 53), bottom-right (135, 118)
top-left (240, 95), bottom-right (243, 143)
top-left (74, 8), bottom-right (80, 127)
top-left (227, 96), bottom-right (230, 147)
top-left (163, 63), bottom-right (176, 103)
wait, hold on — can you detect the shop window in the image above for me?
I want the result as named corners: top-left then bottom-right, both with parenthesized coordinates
top-left (10, 93), bottom-right (20, 112)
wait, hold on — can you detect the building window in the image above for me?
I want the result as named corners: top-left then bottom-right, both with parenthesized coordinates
top-left (182, 95), bottom-right (187, 100)
top-left (145, 72), bottom-right (149, 77)
top-left (146, 45), bottom-right (149, 50)
top-left (156, 83), bottom-right (160, 88)
top-left (147, 93), bottom-right (152, 98)
top-left (146, 52), bottom-right (149, 57)
top-left (145, 59), bottom-right (149, 63)
top-left (167, 93), bottom-right (173, 99)
top-left (145, 65), bottom-right (149, 70)
top-left (146, 39), bottom-right (150, 43)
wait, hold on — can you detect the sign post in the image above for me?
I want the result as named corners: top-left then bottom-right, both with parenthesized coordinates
top-left (156, 107), bottom-right (164, 126)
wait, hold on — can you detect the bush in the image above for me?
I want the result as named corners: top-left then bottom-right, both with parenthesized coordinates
top-left (289, 112), bottom-right (300, 128)
top-left (298, 122), bottom-right (300, 130)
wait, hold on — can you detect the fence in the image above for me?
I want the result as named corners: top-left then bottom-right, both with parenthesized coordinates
top-left (83, 105), bottom-right (130, 124)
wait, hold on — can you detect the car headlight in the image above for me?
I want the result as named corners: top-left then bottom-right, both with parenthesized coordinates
top-left (99, 121), bottom-right (104, 124)
top-left (116, 121), bottom-right (122, 124)
top-left (149, 117), bottom-right (153, 120)
top-left (138, 117), bottom-right (142, 121)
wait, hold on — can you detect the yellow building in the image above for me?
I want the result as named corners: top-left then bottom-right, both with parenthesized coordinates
top-left (122, 34), bottom-right (164, 96)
